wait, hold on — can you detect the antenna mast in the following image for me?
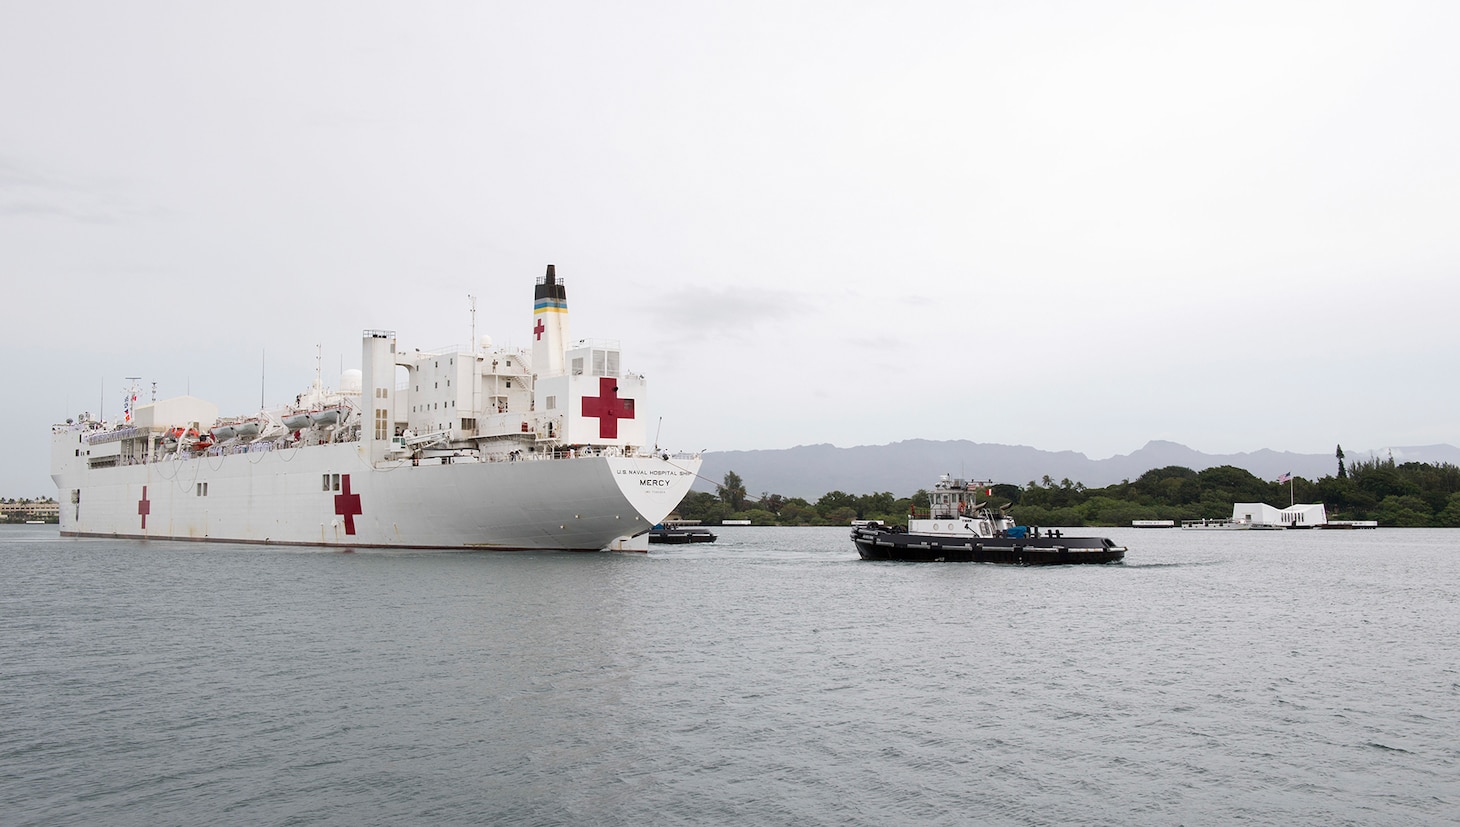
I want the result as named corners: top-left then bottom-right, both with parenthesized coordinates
top-left (469, 294), bottom-right (478, 356)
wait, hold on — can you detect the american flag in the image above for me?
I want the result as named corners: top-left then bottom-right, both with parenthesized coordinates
top-left (1277, 472), bottom-right (1292, 484)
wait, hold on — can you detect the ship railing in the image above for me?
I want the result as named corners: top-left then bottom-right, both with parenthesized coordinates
top-left (86, 426), bottom-right (144, 445)
top-left (909, 507), bottom-right (967, 520)
top-left (543, 446), bottom-right (626, 460)
top-left (399, 446), bottom-right (699, 465)
top-left (532, 446), bottom-right (697, 461)
top-left (416, 341), bottom-right (533, 358)
top-left (569, 337), bottom-right (622, 350)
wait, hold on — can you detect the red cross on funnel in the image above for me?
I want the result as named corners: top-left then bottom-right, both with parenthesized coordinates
top-left (581, 377), bottom-right (636, 439)
top-left (334, 474), bottom-right (363, 535)
top-left (533, 318), bottom-right (546, 340)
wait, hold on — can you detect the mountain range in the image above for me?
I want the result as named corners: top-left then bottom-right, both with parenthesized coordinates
top-left (692, 440), bottom-right (1460, 500)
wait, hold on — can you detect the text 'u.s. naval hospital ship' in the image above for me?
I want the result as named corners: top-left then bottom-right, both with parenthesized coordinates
top-left (51, 266), bottom-right (701, 551)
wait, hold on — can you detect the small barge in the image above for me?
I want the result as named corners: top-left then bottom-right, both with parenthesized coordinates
top-left (851, 475), bottom-right (1125, 565)
top-left (648, 524), bottom-right (718, 544)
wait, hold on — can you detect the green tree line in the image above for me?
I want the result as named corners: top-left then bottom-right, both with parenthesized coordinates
top-left (673, 450), bottom-right (1460, 527)
top-left (671, 470), bottom-right (930, 527)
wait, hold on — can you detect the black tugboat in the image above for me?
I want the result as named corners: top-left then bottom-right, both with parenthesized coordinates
top-left (851, 475), bottom-right (1125, 565)
top-left (648, 524), bottom-right (718, 544)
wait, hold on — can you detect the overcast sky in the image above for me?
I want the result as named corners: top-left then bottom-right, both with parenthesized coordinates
top-left (4, 1), bottom-right (1458, 497)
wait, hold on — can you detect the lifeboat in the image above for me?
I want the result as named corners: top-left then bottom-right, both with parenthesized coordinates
top-left (159, 426), bottom-right (197, 446)
top-left (234, 421), bottom-right (261, 439)
top-left (282, 412), bottom-right (311, 430)
top-left (210, 424), bottom-right (238, 441)
top-left (309, 407), bottom-right (343, 427)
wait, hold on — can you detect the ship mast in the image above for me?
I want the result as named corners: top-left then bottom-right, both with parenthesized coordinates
top-left (123, 377), bottom-right (140, 425)
top-left (469, 294), bottom-right (477, 356)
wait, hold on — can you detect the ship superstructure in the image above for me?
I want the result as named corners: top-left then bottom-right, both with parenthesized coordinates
top-left (51, 266), bottom-right (700, 550)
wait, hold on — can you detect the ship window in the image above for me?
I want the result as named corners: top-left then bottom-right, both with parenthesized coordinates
top-left (506, 380), bottom-right (512, 388)
top-left (506, 360), bottom-right (512, 367)
top-left (593, 350), bottom-right (606, 375)
top-left (323, 474), bottom-right (331, 491)
top-left (572, 357), bottom-right (584, 374)
top-left (546, 395), bottom-right (556, 410)
top-left (333, 473), bottom-right (341, 492)
top-left (374, 409), bottom-right (389, 440)
top-left (607, 351), bottom-right (619, 375)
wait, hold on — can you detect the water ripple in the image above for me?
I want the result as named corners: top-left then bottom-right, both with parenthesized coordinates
top-left (2, 524), bottom-right (1459, 825)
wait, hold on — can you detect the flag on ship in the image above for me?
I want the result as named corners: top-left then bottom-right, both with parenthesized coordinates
top-left (1277, 472), bottom-right (1292, 483)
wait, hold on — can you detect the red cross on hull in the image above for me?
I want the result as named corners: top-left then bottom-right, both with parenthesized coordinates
top-left (137, 486), bottom-right (151, 530)
top-left (334, 474), bottom-right (363, 535)
top-left (581, 377), bottom-right (636, 439)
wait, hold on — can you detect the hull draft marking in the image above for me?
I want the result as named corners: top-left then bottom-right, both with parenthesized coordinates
top-left (334, 474), bottom-right (363, 535)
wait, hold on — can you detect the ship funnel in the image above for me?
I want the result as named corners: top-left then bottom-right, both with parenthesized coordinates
top-left (532, 264), bottom-right (569, 376)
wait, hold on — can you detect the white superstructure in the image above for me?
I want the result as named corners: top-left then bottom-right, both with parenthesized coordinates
top-left (51, 266), bottom-right (701, 551)
top-left (1181, 502), bottom-right (1328, 530)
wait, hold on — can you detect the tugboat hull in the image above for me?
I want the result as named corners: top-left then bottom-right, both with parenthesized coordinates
top-left (852, 526), bottom-right (1125, 565)
top-left (648, 527), bottom-right (718, 544)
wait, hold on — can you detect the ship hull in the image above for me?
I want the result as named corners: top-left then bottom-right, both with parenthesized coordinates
top-left (54, 443), bottom-right (700, 551)
top-left (851, 527), bottom-right (1125, 565)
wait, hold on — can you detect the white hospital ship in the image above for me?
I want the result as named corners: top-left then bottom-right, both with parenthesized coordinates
top-left (51, 266), bottom-right (700, 551)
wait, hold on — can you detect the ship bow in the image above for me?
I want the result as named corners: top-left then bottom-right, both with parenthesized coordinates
top-left (607, 455), bottom-right (701, 527)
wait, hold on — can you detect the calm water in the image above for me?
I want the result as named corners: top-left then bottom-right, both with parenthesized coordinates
top-left (2, 524), bottom-right (1458, 826)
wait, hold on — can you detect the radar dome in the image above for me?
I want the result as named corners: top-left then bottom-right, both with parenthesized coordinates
top-left (338, 369), bottom-right (363, 394)
top-left (480, 334), bottom-right (493, 349)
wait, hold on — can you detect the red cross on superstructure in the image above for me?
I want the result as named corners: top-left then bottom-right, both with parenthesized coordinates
top-left (534, 318), bottom-right (546, 340)
top-left (581, 377), bottom-right (636, 439)
top-left (137, 486), bottom-right (150, 530)
top-left (334, 474), bottom-right (362, 535)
